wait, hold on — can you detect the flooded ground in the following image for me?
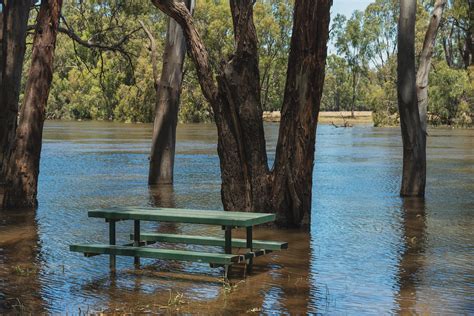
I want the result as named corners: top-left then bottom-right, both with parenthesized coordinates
top-left (0, 121), bottom-right (473, 314)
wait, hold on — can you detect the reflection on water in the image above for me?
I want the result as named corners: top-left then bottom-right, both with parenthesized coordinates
top-left (0, 121), bottom-right (473, 313)
top-left (396, 198), bottom-right (427, 314)
top-left (0, 210), bottom-right (44, 313)
top-left (149, 185), bottom-right (176, 208)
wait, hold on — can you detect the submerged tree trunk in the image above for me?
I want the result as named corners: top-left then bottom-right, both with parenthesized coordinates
top-left (0, 0), bottom-right (31, 179)
top-left (398, 0), bottom-right (426, 197)
top-left (416, 0), bottom-right (446, 134)
top-left (152, 0), bottom-right (331, 227)
top-left (0, 8), bottom-right (3, 86)
top-left (271, 0), bottom-right (331, 225)
top-left (147, 0), bottom-right (194, 185)
top-left (2, 0), bottom-right (63, 209)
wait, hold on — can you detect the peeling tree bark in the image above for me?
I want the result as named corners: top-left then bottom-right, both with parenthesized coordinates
top-left (0, 7), bottom-right (3, 86)
top-left (416, 0), bottom-right (446, 134)
top-left (146, 0), bottom-right (194, 185)
top-left (0, 0), bottom-right (31, 180)
top-left (2, 0), bottom-right (63, 209)
top-left (152, 0), bottom-right (331, 227)
top-left (398, 0), bottom-right (426, 197)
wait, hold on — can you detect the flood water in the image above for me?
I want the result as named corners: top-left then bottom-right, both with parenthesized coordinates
top-left (0, 121), bottom-right (473, 314)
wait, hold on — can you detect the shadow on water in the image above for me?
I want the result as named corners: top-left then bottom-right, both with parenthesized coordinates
top-left (395, 197), bottom-right (427, 314)
top-left (0, 209), bottom-right (44, 313)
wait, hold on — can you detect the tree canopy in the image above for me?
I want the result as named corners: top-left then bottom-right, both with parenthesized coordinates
top-left (16, 0), bottom-right (473, 127)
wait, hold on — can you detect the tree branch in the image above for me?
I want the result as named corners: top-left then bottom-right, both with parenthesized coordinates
top-left (27, 15), bottom-right (140, 70)
top-left (138, 20), bottom-right (160, 90)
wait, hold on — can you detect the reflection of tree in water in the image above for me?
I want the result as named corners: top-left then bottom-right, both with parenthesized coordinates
top-left (148, 185), bottom-right (176, 209)
top-left (0, 209), bottom-right (44, 313)
top-left (395, 197), bottom-right (427, 314)
top-left (148, 185), bottom-right (178, 234)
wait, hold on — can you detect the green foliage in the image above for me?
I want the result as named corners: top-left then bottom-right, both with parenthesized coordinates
top-left (429, 62), bottom-right (471, 126)
top-left (321, 55), bottom-right (352, 111)
top-left (23, 0), bottom-right (472, 126)
top-left (114, 50), bottom-right (156, 123)
top-left (36, 0), bottom-right (295, 122)
top-left (323, 0), bottom-right (473, 126)
top-left (41, 0), bottom-right (165, 122)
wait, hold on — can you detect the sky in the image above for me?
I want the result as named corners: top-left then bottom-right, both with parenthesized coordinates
top-left (331, 0), bottom-right (373, 18)
top-left (328, 0), bottom-right (373, 53)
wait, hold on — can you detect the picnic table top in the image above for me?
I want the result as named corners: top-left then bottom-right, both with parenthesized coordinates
top-left (89, 206), bottom-right (276, 227)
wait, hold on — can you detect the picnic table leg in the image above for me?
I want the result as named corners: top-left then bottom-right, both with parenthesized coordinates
top-left (224, 226), bottom-right (232, 254)
top-left (133, 220), bottom-right (140, 266)
top-left (246, 226), bottom-right (253, 274)
top-left (224, 226), bottom-right (232, 279)
top-left (109, 219), bottom-right (116, 271)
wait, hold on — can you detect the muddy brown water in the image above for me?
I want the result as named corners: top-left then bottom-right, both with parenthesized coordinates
top-left (0, 121), bottom-right (473, 314)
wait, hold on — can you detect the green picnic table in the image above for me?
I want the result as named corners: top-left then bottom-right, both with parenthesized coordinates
top-left (70, 207), bottom-right (288, 278)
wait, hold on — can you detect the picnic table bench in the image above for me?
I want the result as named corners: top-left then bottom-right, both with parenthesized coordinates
top-left (70, 207), bottom-right (288, 278)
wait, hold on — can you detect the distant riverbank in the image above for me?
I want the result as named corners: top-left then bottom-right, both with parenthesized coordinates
top-left (263, 111), bottom-right (373, 125)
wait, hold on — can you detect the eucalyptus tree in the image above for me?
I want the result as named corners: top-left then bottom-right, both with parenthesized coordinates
top-left (440, 0), bottom-right (473, 68)
top-left (2, 0), bottom-right (63, 208)
top-left (1, 0), bottom-right (148, 208)
top-left (397, 0), bottom-right (447, 197)
top-left (147, 0), bottom-right (195, 185)
top-left (398, 0), bottom-right (425, 197)
top-left (0, 0), bottom-right (31, 181)
top-left (363, 0), bottom-right (398, 78)
top-left (151, 0), bottom-right (332, 227)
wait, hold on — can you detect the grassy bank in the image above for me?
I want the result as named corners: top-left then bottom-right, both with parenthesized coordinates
top-left (263, 111), bottom-right (373, 125)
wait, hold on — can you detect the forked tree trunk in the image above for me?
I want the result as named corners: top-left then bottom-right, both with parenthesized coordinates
top-left (0, 0), bottom-right (31, 179)
top-left (398, 0), bottom-right (426, 197)
top-left (152, 0), bottom-right (331, 227)
top-left (2, 0), bottom-right (63, 209)
top-left (416, 0), bottom-right (446, 134)
top-left (147, 0), bottom-right (194, 185)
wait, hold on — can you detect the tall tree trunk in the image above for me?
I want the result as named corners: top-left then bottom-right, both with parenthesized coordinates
top-left (398, 0), bottom-right (426, 197)
top-left (0, 0), bottom-right (31, 179)
top-left (1, 0), bottom-right (63, 209)
top-left (416, 0), bottom-right (446, 134)
top-left (152, 0), bottom-right (331, 227)
top-left (147, 0), bottom-right (194, 185)
top-left (351, 69), bottom-right (356, 117)
top-left (0, 7), bottom-right (3, 86)
top-left (271, 0), bottom-right (331, 226)
top-left (467, 0), bottom-right (473, 67)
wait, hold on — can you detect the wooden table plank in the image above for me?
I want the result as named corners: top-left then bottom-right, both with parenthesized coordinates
top-left (70, 244), bottom-right (243, 265)
top-left (88, 207), bottom-right (276, 227)
top-left (133, 233), bottom-right (288, 250)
